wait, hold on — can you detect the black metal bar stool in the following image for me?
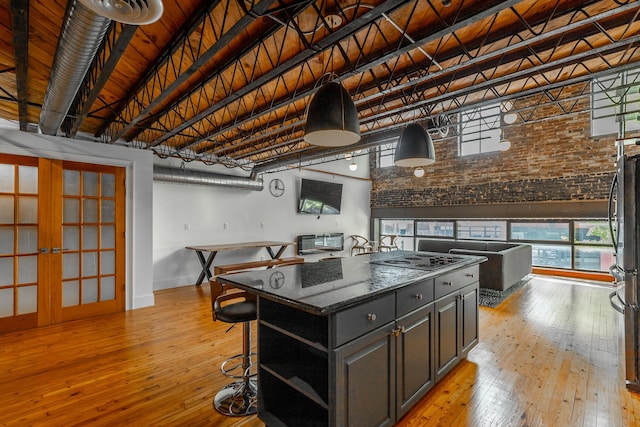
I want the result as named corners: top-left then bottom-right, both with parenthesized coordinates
top-left (210, 279), bottom-right (257, 416)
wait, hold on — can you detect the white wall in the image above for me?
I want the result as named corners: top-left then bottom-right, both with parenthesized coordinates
top-left (153, 155), bottom-right (371, 289)
top-left (0, 129), bottom-right (155, 309)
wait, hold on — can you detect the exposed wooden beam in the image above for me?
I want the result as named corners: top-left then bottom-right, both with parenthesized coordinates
top-left (10, 0), bottom-right (29, 131)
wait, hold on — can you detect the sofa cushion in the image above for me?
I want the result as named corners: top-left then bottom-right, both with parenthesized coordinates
top-left (417, 239), bottom-right (487, 253)
top-left (485, 242), bottom-right (520, 251)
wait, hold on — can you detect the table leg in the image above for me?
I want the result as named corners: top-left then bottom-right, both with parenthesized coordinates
top-left (266, 245), bottom-right (287, 260)
top-left (195, 250), bottom-right (217, 286)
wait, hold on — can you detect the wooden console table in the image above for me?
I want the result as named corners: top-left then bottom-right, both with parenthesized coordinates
top-left (185, 241), bottom-right (295, 285)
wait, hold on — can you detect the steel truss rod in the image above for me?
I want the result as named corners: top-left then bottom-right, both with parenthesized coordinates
top-left (133, 0), bottom-right (317, 148)
top-left (249, 46), bottom-right (640, 170)
top-left (150, 0), bottom-right (413, 152)
top-left (361, 34), bottom-right (640, 132)
top-left (254, 63), bottom-right (638, 174)
top-left (10, 0), bottom-right (29, 131)
top-left (357, 1), bottom-right (640, 110)
top-left (61, 23), bottom-right (137, 137)
top-left (177, 0), bottom-right (533, 157)
top-left (194, 0), bottom-right (635, 160)
top-left (189, 9), bottom-right (408, 159)
top-left (102, 0), bottom-right (280, 143)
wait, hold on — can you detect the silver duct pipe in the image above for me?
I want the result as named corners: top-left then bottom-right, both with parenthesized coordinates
top-left (39, 1), bottom-right (111, 135)
top-left (39, 0), bottom-right (163, 136)
top-left (153, 165), bottom-right (264, 191)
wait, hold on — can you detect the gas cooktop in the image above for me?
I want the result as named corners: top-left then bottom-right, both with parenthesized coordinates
top-left (370, 253), bottom-right (465, 272)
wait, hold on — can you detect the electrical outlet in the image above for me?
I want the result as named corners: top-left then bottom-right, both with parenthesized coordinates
top-left (223, 222), bottom-right (228, 229)
top-left (260, 222), bottom-right (265, 229)
top-left (184, 223), bottom-right (190, 230)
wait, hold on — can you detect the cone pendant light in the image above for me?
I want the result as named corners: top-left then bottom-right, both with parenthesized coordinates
top-left (304, 82), bottom-right (361, 146)
top-left (394, 123), bottom-right (436, 167)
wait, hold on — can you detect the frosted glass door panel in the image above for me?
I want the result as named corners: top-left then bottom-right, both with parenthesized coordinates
top-left (83, 226), bottom-right (98, 249)
top-left (101, 251), bottom-right (115, 275)
top-left (101, 277), bottom-right (115, 300)
top-left (0, 196), bottom-right (14, 224)
top-left (17, 286), bottom-right (37, 314)
top-left (101, 174), bottom-right (115, 197)
top-left (101, 225), bottom-right (115, 248)
top-left (0, 288), bottom-right (13, 317)
top-left (0, 228), bottom-right (13, 254)
top-left (82, 279), bottom-right (98, 304)
top-left (0, 164), bottom-right (14, 192)
top-left (18, 197), bottom-right (37, 223)
top-left (18, 256), bottom-right (37, 284)
top-left (101, 200), bottom-right (115, 222)
top-left (63, 226), bottom-right (80, 251)
top-left (63, 170), bottom-right (80, 195)
top-left (83, 172), bottom-right (98, 196)
top-left (0, 258), bottom-right (13, 286)
top-left (17, 227), bottom-right (37, 253)
top-left (83, 199), bottom-right (98, 223)
top-left (63, 253), bottom-right (79, 279)
top-left (18, 166), bottom-right (38, 193)
top-left (63, 199), bottom-right (79, 222)
top-left (62, 281), bottom-right (79, 307)
top-left (82, 252), bottom-right (98, 277)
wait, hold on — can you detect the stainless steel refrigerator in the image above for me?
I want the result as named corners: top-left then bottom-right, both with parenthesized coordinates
top-left (610, 152), bottom-right (640, 392)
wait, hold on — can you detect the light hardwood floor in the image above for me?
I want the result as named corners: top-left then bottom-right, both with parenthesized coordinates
top-left (1, 276), bottom-right (639, 426)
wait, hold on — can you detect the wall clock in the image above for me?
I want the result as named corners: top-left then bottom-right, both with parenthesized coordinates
top-left (269, 271), bottom-right (285, 289)
top-left (269, 178), bottom-right (285, 197)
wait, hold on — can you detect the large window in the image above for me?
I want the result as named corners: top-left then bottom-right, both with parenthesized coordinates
top-left (457, 220), bottom-right (506, 240)
top-left (377, 142), bottom-right (396, 168)
top-left (459, 103), bottom-right (509, 156)
top-left (592, 69), bottom-right (640, 136)
top-left (510, 222), bottom-right (569, 241)
top-left (376, 218), bottom-right (614, 273)
top-left (416, 220), bottom-right (454, 238)
top-left (379, 219), bottom-right (414, 251)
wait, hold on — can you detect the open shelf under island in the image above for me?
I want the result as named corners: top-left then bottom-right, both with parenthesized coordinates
top-left (216, 250), bottom-right (487, 427)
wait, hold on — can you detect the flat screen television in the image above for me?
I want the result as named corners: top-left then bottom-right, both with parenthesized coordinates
top-left (298, 178), bottom-right (343, 215)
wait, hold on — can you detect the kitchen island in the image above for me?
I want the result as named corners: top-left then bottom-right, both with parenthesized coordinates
top-left (216, 250), bottom-right (486, 427)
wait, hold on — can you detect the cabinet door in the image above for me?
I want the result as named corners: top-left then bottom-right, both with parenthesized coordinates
top-left (335, 322), bottom-right (395, 427)
top-left (396, 304), bottom-right (435, 419)
top-left (435, 292), bottom-right (460, 381)
top-left (461, 283), bottom-right (479, 356)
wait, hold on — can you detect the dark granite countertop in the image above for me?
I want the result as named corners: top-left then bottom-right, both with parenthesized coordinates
top-left (216, 250), bottom-right (486, 315)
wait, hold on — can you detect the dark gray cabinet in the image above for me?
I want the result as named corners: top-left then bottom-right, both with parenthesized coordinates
top-left (435, 282), bottom-right (479, 381)
top-left (335, 321), bottom-right (396, 427)
top-left (256, 266), bottom-right (479, 427)
top-left (395, 303), bottom-right (435, 418)
top-left (335, 302), bottom-right (436, 426)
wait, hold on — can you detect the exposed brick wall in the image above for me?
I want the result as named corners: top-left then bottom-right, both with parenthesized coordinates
top-left (371, 83), bottom-right (638, 212)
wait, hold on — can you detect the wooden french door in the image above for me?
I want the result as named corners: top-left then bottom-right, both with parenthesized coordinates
top-left (0, 154), bottom-right (125, 333)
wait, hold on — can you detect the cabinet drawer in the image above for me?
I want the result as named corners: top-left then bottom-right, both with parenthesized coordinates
top-left (396, 279), bottom-right (434, 317)
top-left (434, 266), bottom-right (479, 299)
top-left (334, 294), bottom-right (395, 347)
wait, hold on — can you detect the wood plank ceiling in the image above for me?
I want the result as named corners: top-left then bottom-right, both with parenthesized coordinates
top-left (1, 0), bottom-right (639, 173)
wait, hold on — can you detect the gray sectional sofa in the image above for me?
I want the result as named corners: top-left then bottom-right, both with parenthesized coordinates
top-left (417, 239), bottom-right (532, 291)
